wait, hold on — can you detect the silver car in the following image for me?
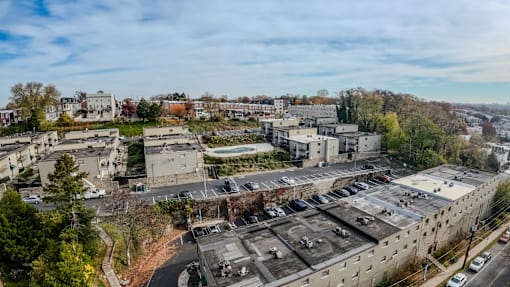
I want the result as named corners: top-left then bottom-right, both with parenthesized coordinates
top-left (23, 195), bottom-right (42, 204)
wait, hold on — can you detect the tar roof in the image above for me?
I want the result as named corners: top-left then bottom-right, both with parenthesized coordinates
top-left (421, 164), bottom-right (496, 187)
top-left (198, 208), bottom-right (378, 287)
top-left (145, 143), bottom-right (203, 154)
top-left (59, 137), bottom-right (114, 144)
top-left (349, 197), bottom-right (420, 229)
top-left (41, 148), bottom-right (113, 161)
top-left (368, 184), bottom-right (451, 217)
top-left (288, 134), bottom-right (338, 144)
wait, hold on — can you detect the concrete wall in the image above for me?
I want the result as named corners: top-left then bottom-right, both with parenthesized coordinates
top-left (143, 126), bottom-right (190, 137)
top-left (0, 145), bottom-right (37, 180)
top-left (146, 171), bottom-right (204, 188)
top-left (145, 148), bottom-right (202, 178)
top-left (143, 137), bottom-right (194, 147)
top-left (64, 129), bottom-right (119, 140)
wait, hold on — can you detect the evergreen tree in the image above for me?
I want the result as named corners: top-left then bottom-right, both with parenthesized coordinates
top-left (0, 189), bottom-right (45, 279)
top-left (136, 98), bottom-right (150, 121)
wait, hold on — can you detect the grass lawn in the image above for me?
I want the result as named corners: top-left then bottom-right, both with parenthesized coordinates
top-left (127, 142), bottom-right (145, 174)
top-left (187, 119), bottom-right (259, 133)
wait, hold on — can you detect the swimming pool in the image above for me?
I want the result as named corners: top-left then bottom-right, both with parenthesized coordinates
top-left (213, 146), bottom-right (256, 154)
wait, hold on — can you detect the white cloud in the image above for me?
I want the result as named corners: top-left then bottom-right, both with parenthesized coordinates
top-left (1, 0), bottom-right (510, 105)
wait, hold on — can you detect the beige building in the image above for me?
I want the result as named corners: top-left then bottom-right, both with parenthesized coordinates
top-left (287, 134), bottom-right (339, 164)
top-left (318, 124), bottom-right (359, 136)
top-left (0, 144), bottom-right (37, 181)
top-left (260, 118), bottom-right (301, 140)
top-left (64, 128), bottom-right (119, 140)
top-left (337, 132), bottom-right (381, 154)
top-left (196, 165), bottom-right (510, 287)
top-left (143, 125), bottom-right (190, 137)
top-left (38, 148), bottom-right (116, 186)
top-left (82, 91), bottom-right (116, 122)
top-left (0, 131), bottom-right (58, 158)
top-left (54, 137), bottom-right (118, 152)
top-left (272, 126), bottom-right (317, 147)
top-left (288, 104), bottom-right (338, 118)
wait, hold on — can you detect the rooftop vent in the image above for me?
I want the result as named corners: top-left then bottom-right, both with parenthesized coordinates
top-left (449, 182), bottom-right (454, 187)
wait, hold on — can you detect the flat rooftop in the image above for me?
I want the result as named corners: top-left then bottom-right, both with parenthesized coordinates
top-left (0, 144), bottom-right (27, 158)
top-left (41, 148), bottom-right (113, 161)
top-left (368, 184), bottom-right (451, 217)
top-left (349, 197), bottom-right (420, 229)
top-left (145, 143), bottom-right (203, 154)
top-left (274, 126), bottom-right (315, 131)
top-left (421, 164), bottom-right (496, 187)
top-left (319, 124), bottom-right (358, 128)
top-left (198, 206), bottom-right (387, 287)
top-left (393, 174), bottom-right (475, 201)
top-left (288, 134), bottom-right (338, 144)
top-left (59, 137), bottom-right (114, 145)
top-left (336, 132), bottom-right (377, 137)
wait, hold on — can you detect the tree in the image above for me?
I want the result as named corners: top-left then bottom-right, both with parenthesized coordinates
top-left (31, 241), bottom-right (95, 287)
top-left (481, 121), bottom-right (497, 137)
top-left (74, 91), bottom-right (87, 103)
top-left (0, 189), bottom-right (45, 279)
top-left (9, 82), bottom-right (60, 130)
top-left (487, 152), bottom-right (500, 172)
top-left (147, 102), bottom-right (162, 122)
top-left (170, 104), bottom-right (186, 118)
top-left (136, 98), bottom-right (150, 121)
top-left (121, 99), bottom-right (137, 117)
top-left (56, 113), bottom-right (75, 127)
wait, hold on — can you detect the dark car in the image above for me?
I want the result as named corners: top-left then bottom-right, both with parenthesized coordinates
top-left (245, 182), bottom-right (260, 190)
top-left (178, 191), bottom-right (192, 199)
top-left (312, 194), bottom-right (330, 204)
top-left (246, 215), bottom-right (259, 224)
top-left (335, 189), bottom-right (351, 197)
top-left (289, 199), bottom-right (308, 211)
top-left (363, 164), bottom-right (375, 169)
top-left (344, 186), bottom-right (359, 195)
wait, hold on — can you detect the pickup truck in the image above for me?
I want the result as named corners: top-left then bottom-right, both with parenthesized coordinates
top-left (75, 189), bottom-right (106, 200)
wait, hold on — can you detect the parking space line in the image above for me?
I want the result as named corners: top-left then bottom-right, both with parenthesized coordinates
top-left (242, 185), bottom-right (250, 192)
top-left (324, 194), bottom-right (336, 201)
top-left (200, 189), bottom-right (206, 198)
top-left (303, 201), bottom-right (316, 208)
top-left (212, 189), bottom-right (218, 197)
top-left (309, 199), bottom-right (320, 205)
top-left (270, 181), bottom-right (281, 188)
top-left (261, 182), bottom-right (271, 189)
top-left (286, 205), bottom-right (297, 213)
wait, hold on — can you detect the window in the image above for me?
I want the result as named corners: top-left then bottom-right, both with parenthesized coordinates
top-left (317, 151), bottom-right (320, 154)
top-left (423, 232), bottom-right (427, 237)
top-left (337, 279), bottom-right (345, 286)
top-left (416, 226), bottom-right (420, 231)
top-left (406, 230), bottom-right (410, 237)
top-left (354, 256), bottom-right (360, 263)
top-left (413, 239), bottom-right (417, 245)
top-left (339, 262), bottom-right (347, 270)
top-left (321, 270), bottom-right (329, 278)
top-left (368, 250), bottom-right (374, 257)
top-left (446, 219), bottom-right (450, 224)
top-left (366, 265), bottom-right (373, 272)
top-left (352, 272), bottom-right (359, 279)
top-left (434, 214), bottom-right (438, 219)
top-left (432, 227), bottom-right (435, 233)
top-left (441, 210), bottom-right (445, 216)
top-left (395, 235), bottom-right (400, 242)
top-left (448, 207), bottom-right (452, 211)
top-left (383, 241), bottom-right (389, 247)
top-left (425, 218), bottom-right (429, 224)
top-left (301, 278), bottom-right (309, 286)
top-left (380, 256), bottom-right (387, 262)
top-left (403, 244), bottom-right (408, 250)
top-left (180, 164), bottom-right (187, 168)
top-left (393, 250), bottom-right (398, 257)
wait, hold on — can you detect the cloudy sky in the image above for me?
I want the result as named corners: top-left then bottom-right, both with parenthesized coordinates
top-left (1, 0), bottom-right (510, 106)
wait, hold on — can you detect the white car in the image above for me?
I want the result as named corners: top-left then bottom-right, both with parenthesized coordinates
top-left (274, 207), bottom-right (286, 217)
top-left (280, 177), bottom-right (295, 185)
top-left (446, 273), bottom-right (467, 287)
top-left (75, 189), bottom-right (106, 200)
top-left (468, 256), bottom-right (485, 272)
top-left (354, 182), bottom-right (369, 190)
top-left (22, 195), bottom-right (42, 204)
top-left (263, 207), bottom-right (277, 218)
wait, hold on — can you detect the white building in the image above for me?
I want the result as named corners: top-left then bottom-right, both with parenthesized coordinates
top-left (83, 91), bottom-right (116, 122)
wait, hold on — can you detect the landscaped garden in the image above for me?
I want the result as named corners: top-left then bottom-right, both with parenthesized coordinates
top-left (203, 134), bottom-right (266, 148)
top-left (204, 148), bottom-right (294, 176)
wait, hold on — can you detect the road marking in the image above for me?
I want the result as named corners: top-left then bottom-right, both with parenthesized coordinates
top-left (242, 185), bottom-right (250, 192)
top-left (212, 189), bottom-right (218, 197)
top-left (324, 194), bottom-right (336, 201)
top-left (270, 181), bottom-right (281, 188)
top-left (309, 199), bottom-right (320, 205)
top-left (261, 182), bottom-right (271, 189)
top-left (303, 200), bottom-right (316, 208)
top-left (200, 189), bottom-right (206, 198)
top-left (467, 242), bottom-right (507, 286)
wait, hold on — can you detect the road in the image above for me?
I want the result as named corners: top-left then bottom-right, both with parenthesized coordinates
top-left (145, 156), bottom-right (398, 204)
top-left (465, 239), bottom-right (510, 287)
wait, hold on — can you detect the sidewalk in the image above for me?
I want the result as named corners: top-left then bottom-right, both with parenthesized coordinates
top-left (421, 220), bottom-right (510, 287)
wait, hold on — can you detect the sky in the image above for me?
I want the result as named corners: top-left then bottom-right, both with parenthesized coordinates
top-left (1, 0), bottom-right (510, 107)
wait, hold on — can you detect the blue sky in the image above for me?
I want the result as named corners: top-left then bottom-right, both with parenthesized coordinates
top-left (1, 0), bottom-right (509, 106)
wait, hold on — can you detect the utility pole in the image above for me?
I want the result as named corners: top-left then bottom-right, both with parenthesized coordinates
top-left (462, 216), bottom-right (479, 269)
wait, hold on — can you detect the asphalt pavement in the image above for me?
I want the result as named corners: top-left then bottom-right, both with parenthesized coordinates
top-left (465, 237), bottom-right (510, 287)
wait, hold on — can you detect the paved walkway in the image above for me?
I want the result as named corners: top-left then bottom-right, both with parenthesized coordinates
top-left (421, 221), bottom-right (510, 287)
top-left (95, 225), bottom-right (122, 287)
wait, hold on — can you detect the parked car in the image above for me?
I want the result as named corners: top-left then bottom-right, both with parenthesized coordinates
top-left (344, 186), bottom-right (359, 195)
top-left (274, 207), bottom-right (286, 217)
top-left (263, 207), bottom-right (277, 218)
top-left (75, 189), bottom-right (106, 200)
top-left (312, 194), bottom-right (329, 204)
top-left (22, 195), bottom-right (42, 204)
top-left (363, 164), bottom-right (375, 169)
top-left (480, 251), bottom-right (491, 262)
top-left (499, 233), bottom-right (510, 243)
top-left (335, 189), bottom-right (351, 197)
top-left (246, 215), bottom-right (259, 224)
top-left (225, 177), bottom-right (240, 193)
top-left (227, 222), bottom-right (238, 230)
top-left (245, 182), bottom-right (260, 190)
top-left (376, 175), bottom-right (391, 183)
top-left (354, 182), bottom-right (369, 190)
top-left (178, 191), bottom-right (192, 199)
top-left (446, 273), bottom-right (467, 287)
top-left (193, 227), bottom-right (208, 238)
top-left (208, 225), bottom-right (221, 234)
top-left (280, 176), bottom-right (295, 185)
top-left (289, 199), bottom-right (308, 211)
top-left (468, 256), bottom-right (485, 272)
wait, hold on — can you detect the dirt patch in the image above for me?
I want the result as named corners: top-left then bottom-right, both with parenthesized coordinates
top-left (122, 229), bottom-right (187, 287)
